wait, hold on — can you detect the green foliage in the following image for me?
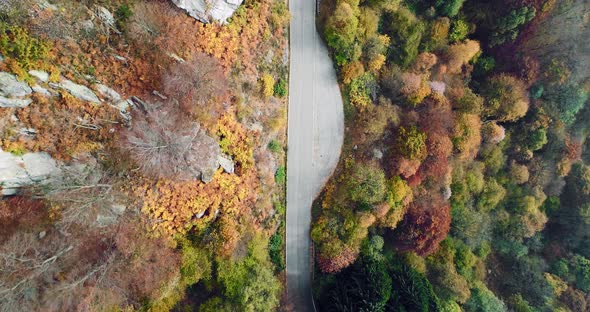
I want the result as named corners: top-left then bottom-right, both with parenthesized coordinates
top-left (115, 5), bottom-right (133, 30)
top-left (507, 294), bottom-right (535, 312)
top-left (273, 77), bottom-right (288, 97)
top-left (573, 255), bottom-right (590, 292)
top-left (383, 8), bottom-right (425, 68)
top-left (348, 73), bottom-right (376, 110)
top-left (346, 164), bottom-right (387, 207)
top-left (216, 235), bottom-right (281, 311)
top-left (396, 125), bottom-right (427, 160)
top-left (449, 19), bottom-right (469, 42)
top-left (0, 24), bottom-right (51, 70)
top-left (179, 242), bottom-right (212, 286)
top-left (464, 284), bottom-right (507, 312)
top-left (386, 175), bottom-right (411, 208)
top-left (267, 139), bottom-right (282, 153)
top-left (388, 264), bottom-right (441, 311)
top-left (319, 255), bottom-right (392, 311)
top-left (526, 128), bottom-right (548, 151)
top-left (275, 166), bottom-right (286, 185)
top-left (325, 2), bottom-right (360, 65)
top-left (268, 232), bottom-right (285, 271)
top-left (543, 84), bottom-right (588, 125)
top-left (490, 6), bottom-right (536, 46)
top-left (435, 0), bottom-right (466, 17)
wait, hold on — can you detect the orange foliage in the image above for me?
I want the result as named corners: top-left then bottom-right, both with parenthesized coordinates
top-left (316, 247), bottom-right (359, 273)
top-left (5, 93), bottom-right (121, 160)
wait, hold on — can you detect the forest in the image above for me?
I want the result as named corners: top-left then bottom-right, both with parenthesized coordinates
top-left (0, 0), bottom-right (290, 311)
top-left (313, 0), bottom-right (590, 311)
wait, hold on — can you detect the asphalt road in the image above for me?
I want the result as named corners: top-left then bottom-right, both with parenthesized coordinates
top-left (286, 0), bottom-right (344, 309)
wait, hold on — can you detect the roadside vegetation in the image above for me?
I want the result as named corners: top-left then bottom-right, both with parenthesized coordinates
top-left (314, 0), bottom-right (590, 311)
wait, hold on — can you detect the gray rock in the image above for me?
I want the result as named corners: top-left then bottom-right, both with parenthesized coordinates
top-left (80, 20), bottom-right (95, 32)
top-left (184, 128), bottom-right (222, 183)
top-left (0, 72), bottom-right (32, 97)
top-left (32, 85), bottom-right (51, 96)
top-left (373, 148), bottom-right (383, 160)
top-left (218, 155), bottom-right (235, 174)
top-left (96, 6), bottom-right (115, 29)
top-left (0, 149), bottom-right (60, 195)
top-left (0, 96), bottom-right (32, 108)
top-left (29, 70), bottom-right (49, 82)
top-left (95, 84), bottom-right (121, 102)
top-left (429, 81), bottom-right (446, 95)
top-left (37, 0), bottom-right (57, 10)
top-left (195, 210), bottom-right (206, 219)
top-left (110, 204), bottom-right (126, 215)
top-left (18, 127), bottom-right (37, 136)
top-left (58, 79), bottom-right (100, 103)
top-left (96, 214), bottom-right (117, 227)
top-left (38, 231), bottom-right (46, 239)
top-left (171, 0), bottom-right (244, 24)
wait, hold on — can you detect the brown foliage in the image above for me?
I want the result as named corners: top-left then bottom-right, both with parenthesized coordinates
top-left (0, 196), bottom-right (47, 240)
top-left (443, 40), bottom-right (480, 74)
top-left (162, 53), bottom-right (228, 122)
top-left (316, 247), bottom-right (359, 273)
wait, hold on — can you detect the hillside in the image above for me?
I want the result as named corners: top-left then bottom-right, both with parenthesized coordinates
top-left (0, 0), bottom-right (290, 310)
top-left (312, 0), bottom-right (590, 311)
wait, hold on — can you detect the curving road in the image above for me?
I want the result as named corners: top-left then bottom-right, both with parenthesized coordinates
top-left (286, 0), bottom-right (344, 310)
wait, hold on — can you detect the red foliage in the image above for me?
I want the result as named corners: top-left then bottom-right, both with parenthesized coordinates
top-left (0, 196), bottom-right (47, 240)
top-left (395, 195), bottom-right (451, 256)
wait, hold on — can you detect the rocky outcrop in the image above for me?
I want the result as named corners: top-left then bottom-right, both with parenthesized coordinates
top-left (58, 79), bottom-right (101, 103)
top-left (185, 128), bottom-right (222, 183)
top-left (0, 149), bottom-right (61, 195)
top-left (0, 72), bottom-right (32, 97)
top-left (171, 0), bottom-right (243, 24)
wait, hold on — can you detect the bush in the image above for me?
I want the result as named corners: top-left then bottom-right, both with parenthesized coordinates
top-left (273, 77), bottom-right (287, 97)
top-left (482, 74), bottom-right (529, 122)
top-left (0, 24), bottom-right (51, 70)
top-left (275, 166), bottom-right (286, 185)
top-left (260, 73), bottom-right (275, 98)
top-left (267, 140), bottom-right (282, 153)
top-left (449, 19), bottom-right (469, 43)
top-left (115, 5), bottom-right (133, 30)
top-left (268, 232), bottom-right (284, 271)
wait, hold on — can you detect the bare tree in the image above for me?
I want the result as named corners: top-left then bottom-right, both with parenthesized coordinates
top-left (163, 52), bottom-right (227, 108)
top-left (123, 106), bottom-right (221, 182)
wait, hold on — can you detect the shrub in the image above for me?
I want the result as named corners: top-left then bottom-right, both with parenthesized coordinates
top-left (275, 166), bottom-right (286, 185)
top-left (0, 24), bottom-right (51, 70)
top-left (382, 8), bottom-right (425, 68)
top-left (273, 77), bottom-right (287, 97)
top-left (260, 73), bottom-right (275, 98)
top-left (267, 139), bottom-right (282, 153)
top-left (449, 20), bottom-right (469, 42)
top-left (115, 5), bottom-right (133, 30)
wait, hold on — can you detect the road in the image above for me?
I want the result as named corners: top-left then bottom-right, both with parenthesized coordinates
top-left (286, 0), bottom-right (344, 310)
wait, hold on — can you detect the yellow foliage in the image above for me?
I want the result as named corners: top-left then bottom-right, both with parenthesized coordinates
top-left (216, 112), bottom-right (255, 171)
top-left (367, 54), bottom-right (386, 72)
top-left (260, 73), bottom-right (275, 98)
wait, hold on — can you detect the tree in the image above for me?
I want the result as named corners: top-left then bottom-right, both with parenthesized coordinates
top-left (318, 256), bottom-right (392, 312)
top-left (481, 75), bottom-right (529, 122)
top-left (123, 106), bottom-right (221, 182)
top-left (490, 6), bottom-right (536, 46)
top-left (346, 164), bottom-right (387, 208)
top-left (387, 264), bottom-right (441, 311)
top-left (396, 126), bottom-right (427, 161)
top-left (325, 2), bottom-right (359, 65)
top-left (464, 284), bottom-right (507, 312)
top-left (382, 8), bottom-right (425, 68)
top-left (449, 19), bottom-right (469, 43)
top-left (443, 40), bottom-right (480, 74)
top-left (435, 0), bottom-right (466, 17)
top-left (509, 162), bottom-right (530, 185)
top-left (162, 53), bottom-right (227, 114)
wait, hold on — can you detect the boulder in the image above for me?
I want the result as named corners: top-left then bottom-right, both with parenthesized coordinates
top-left (0, 96), bottom-right (32, 108)
top-left (95, 84), bottom-right (121, 102)
top-left (96, 6), bottom-right (115, 29)
top-left (0, 72), bottom-right (32, 97)
top-left (171, 0), bottom-right (244, 24)
top-left (218, 154), bottom-right (235, 174)
top-left (32, 85), bottom-right (51, 96)
top-left (29, 70), bottom-right (49, 82)
top-left (0, 149), bottom-right (60, 195)
top-left (59, 79), bottom-right (100, 103)
top-left (184, 128), bottom-right (222, 183)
